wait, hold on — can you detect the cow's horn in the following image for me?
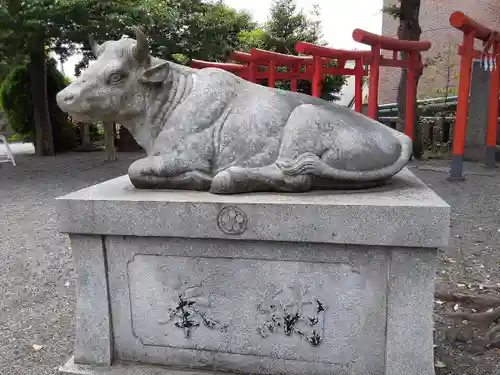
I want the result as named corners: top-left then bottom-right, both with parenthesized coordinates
top-left (88, 35), bottom-right (100, 57)
top-left (132, 26), bottom-right (150, 63)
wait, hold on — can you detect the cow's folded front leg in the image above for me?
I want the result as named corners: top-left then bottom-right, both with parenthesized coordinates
top-left (130, 171), bottom-right (212, 190)
top-left (129, 151), bottom-right (210, 178)
top-left (151, 129), bottom-right (214, 177)
top-left (151, 154), bottom-right (204, 177)
top-left (128, 157), bottom-right (212, 190)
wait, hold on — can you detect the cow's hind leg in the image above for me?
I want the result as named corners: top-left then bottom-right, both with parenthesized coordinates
top-left (211, 103), bottom-right (391, 194)
top-left (211, 165), bottom-right (312, 194)
top-left (211, 105), bottom-right (325, 194)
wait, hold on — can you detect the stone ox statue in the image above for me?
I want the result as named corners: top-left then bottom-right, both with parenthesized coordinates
top-left (56, 28), bottom-right (412, 194)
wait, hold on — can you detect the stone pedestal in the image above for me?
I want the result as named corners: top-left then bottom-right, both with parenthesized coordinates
top-left (56, 169), bottom-right (450, 375)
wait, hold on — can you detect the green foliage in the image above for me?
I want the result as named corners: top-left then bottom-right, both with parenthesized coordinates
top-left (66, 0), bottom-right (257, 74)
top-left (141, 0), bottom-right (256, 63)
top-left (7, 132), bottom-right (28, 143)
top-left (0, 58), bottom-right (77, 151)
top-left (383, 4), bottom-right (401, 19)
top-left (0, 63), bottom-right (30, 134)
top-left (382, 0), bottom-right (402, 19)
top-left (0, 0), bottom-right (151, 78)
top-left (0, 59), bottom-right (14, 83)
top-left (264, 0), bottom-right (323, 54)
top-left (0, 0), bottom-right (147, 56)
top-left (0, 0), bottom-right (150, 154)
top-left (237, 29), bottom-right (267, 51)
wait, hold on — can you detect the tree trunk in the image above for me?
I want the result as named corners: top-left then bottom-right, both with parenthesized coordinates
top-left (79, 123), bottom-right (92, 149)
top-left (28, 36), bottom-right (54, 156)
top-left (117, 125), bottom-right (142, 152)
top-left (397, 0), bottom-right (422, 158)
top-left (104, 122), bottom-right (117, 161)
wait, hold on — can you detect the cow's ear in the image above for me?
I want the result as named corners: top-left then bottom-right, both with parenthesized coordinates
top-left (138, 62), bottom-right (170, 84)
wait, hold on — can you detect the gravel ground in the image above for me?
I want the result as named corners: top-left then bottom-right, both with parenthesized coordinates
top-left (0, 151), bottom-right (143, 375)
top-left (409, 159), bottom-right (500, 375)
top-left (1, 152), bottom-right (500, 374)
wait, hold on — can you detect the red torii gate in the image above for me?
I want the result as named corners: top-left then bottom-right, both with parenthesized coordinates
top-left (448, 11), bottom-right (500, 179)
top-left (193, 47), bottom-right (371, 112)
top-left (193, 54), bottom-right (309, 87)
top-left (352, 29), bottom-right (431, 141)
top-left (191, 60), bottom-right (248, 77)
top-left (295, 42), bottom-right (371, 112)
top-left (227, 51), bottom-right (258, 82)
top-left (230, 49), bottom-right (316, 90)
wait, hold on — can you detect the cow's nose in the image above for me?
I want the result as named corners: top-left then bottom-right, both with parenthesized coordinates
top-left (62, 94), bottom-right (74, 103)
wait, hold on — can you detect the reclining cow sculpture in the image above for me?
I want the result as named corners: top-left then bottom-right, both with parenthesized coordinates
top-left (56, 28), bottom-right (412, 194)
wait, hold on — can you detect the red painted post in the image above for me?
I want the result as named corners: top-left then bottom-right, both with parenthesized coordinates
top-left (449, 31), bottom-right (475, 179)
top-left (367, 45), bottom-right (381, 120)
top-left (404, 52), bottom-right (418, 140)
top-left (268, 60), bottom-right (276, 88)
top-left (191, 60), bottom-right (248, 75)
top-left (290, 63), bottom-right (298, 92)
top-left (485, 42), bottom-right (500, 167)
top-left (354, 59), bottom-right (364, 113)
top-left (249, 62), bottom-right (257, 83)
top-left (312, 57), bottom-right (323, 97)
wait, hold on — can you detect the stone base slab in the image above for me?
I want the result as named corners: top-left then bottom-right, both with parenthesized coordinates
top-left (56, 168), bottom-right (450, 248)
top-left (60, 356), bottom-right (227, 375)
top-left (464, 145), bottom-right (500, 163)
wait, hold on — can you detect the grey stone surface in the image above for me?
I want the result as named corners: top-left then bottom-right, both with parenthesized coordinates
top-left (485, 145), bottom-right (498, 168)
top-left (465, 60), bottom-right (490, 162)
top-left (385, 248), bottom-right (437, 375)
top-left (56, 168), bottom-right (450, 248)
top-left (70, 235), bottom-right (112, 365)
top-left (60, 356), bottom-right (227, 375)
top-left (56, 29), bottom-right (413, 193)
top-left (106, 237), bottom-right (388, 375)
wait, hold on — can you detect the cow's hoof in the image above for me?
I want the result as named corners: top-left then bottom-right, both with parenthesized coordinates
top-left (210, 170), bottom-right (235, 194)
top-left (129, 157), bottom-right (154, 177)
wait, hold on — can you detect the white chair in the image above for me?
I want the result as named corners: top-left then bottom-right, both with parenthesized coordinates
top-left (0, 135), bottom-right (16, 166)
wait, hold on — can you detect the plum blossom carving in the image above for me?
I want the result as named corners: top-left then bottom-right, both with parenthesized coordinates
top-left (217, 206), bottom-right (248, 235)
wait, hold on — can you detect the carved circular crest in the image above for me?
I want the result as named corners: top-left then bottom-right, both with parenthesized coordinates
top-left (217, 206), bottom-right (248, 235)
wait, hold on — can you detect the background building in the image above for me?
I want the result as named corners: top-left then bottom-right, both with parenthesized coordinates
top-left (379, 0), bottom-right (500, 104)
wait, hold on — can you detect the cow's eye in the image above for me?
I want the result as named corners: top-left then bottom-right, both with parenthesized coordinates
top-left (107, 72), bottom-right (125, 84)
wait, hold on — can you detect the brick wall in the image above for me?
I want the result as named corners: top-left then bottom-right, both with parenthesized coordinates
top-left (379, 0), bottom-right (500, 104)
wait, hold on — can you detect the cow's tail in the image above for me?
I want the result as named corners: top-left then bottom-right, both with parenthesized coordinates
top-left (276, 131), bottom-right (413, 182)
